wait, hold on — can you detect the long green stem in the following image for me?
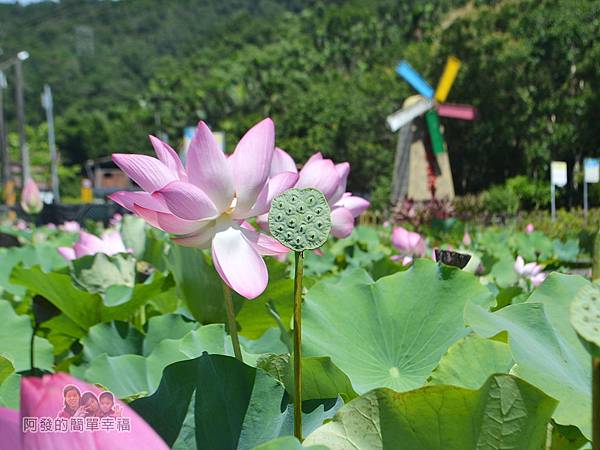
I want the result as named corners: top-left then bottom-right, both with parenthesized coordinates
top-left (222, 282), bottom-right (243, 362)
top-left (30, 323), bottom-right (38, 372)
top-left (135, 305), bottom-right (146, 330)
top-left (293, 251), bottom-right (304, 441)
top-left (594, 356), bottom-right (599, 450)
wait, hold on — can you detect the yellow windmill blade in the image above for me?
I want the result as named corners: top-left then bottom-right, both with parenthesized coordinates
top-left (434, 56), bottom-right (461, 103)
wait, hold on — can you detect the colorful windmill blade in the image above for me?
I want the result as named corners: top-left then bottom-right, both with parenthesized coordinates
top-left (386, 97), bottom-right (433, 132)
top-left (436, 103), bottom-right (478, 120)
top-left (434, 56), bottom-right (461, 103)
top-left (425, 110), bottom-right (445, 155)
top-left (395, 61), bottom-right (434, 99)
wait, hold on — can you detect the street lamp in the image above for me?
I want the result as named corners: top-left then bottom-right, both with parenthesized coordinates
top-left (0, 50), bottom-right (30, 186)
top-left (0, 71), bottom-right (7, 189)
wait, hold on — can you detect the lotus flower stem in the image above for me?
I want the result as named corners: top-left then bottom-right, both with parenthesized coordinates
top-left (594, 356), bottom-right (600, 450)
top-left (222, 282), bottom-right (243, 362)
top-left (293, 250), bottom-right (304, 440)
top-left (30, 323), bottom-right (38, 371)
top-left (134, 305), bottom-right (146, 330)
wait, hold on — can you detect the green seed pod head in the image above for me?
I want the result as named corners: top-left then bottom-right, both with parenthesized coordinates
top-left (570, 283), bottom-right (600, 357)
top-left (269, 188), bottom-right (331, 252)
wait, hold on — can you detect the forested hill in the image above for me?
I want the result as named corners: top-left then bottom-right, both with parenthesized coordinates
top-left (0, 0), bottom-right (598, 203)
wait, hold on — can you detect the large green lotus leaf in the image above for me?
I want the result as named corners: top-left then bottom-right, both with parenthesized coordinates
top-left (0, 300), bottom-right (53, 372)
top-left (548, 424), bottom-right (589, 450)
top-left (120, 214), bottom-right (147, 259)
top-left (77, 324), bottom-right (255, 398)
top-left (0, 371), bottom-right (20, 409)
top-left (165, 244), bottom-right (238, 324)
top-left (0, 247), bottom-right (27, 296)
top-left (304, 374), bottom-right (557, 450)
top-left (511, 231), bottom-right (554, 261)
top-left (81, 321), bottom-right (144, 361)
top-left (143, 313), bottom-right (197, 356)
top-left (0, 356), bottom-right (14, 385)
top-left (71, 253), bottom-right (136, 295)
top-left (303, 259), bottom-right (493, 393)
top-left (167, 244), bottom-right (296, 339)
top-left (465, 272), bottom-right (592, 439)
top-left (131, 354), bottom-right (339, 449)
top-left (428, 334), bottom-right (513, 389)
top-left (41, 314), bottom-right (86, 357)
top-left (17, 243), bottom-right (70, 273)
top-left (553, 238), bottom-right (580, 263)
top-left (10, 265), bottom-right (173, 329)
top-left (0, 243), bottom-right (73, 297)
top-left (251, 436), bottom-right (329, 450)
top-left (489, 249), bottom-right (519, 288)
top-left (236, 258), bottom-right (303, 340)
top-left (257, 354), bottom-right (357, 402)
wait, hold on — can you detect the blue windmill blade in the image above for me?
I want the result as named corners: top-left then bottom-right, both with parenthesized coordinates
top-left (395, 61), bottom-right (434, 99)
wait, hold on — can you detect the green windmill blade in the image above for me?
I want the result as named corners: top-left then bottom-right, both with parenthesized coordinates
top-left (425, 110), bottom-right (445, 155)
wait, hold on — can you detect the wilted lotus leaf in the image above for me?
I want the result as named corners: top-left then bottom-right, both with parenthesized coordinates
top-left (570, 283), bottom-right (600, 355)
top-left (269, 188), bottom-right (331, 252)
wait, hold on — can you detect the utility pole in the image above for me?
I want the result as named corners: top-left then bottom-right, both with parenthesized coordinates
top-left (41, 85), bottom-right (59, 203)
top-left (0, 71), bottom-right (8, 189)
top-left (14, 56), bottom-right (29, 184)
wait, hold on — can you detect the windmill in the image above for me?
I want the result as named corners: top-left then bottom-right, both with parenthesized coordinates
top-left (387, 56), bottom-right (477, 203)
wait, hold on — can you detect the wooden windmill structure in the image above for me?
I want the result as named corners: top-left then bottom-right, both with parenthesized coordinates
top-left (387, 56), bottom-right (477, 203)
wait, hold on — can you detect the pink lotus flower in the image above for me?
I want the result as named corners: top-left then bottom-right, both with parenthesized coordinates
top-left (391, 254), bottom-right (414, 266)
top-left (0, 372), bottom-right (168, 450)
top-left (514, 256), bottom-right (546, 286)
top-left (61, 221), bottom-right (81, 233)
top-left (514, 256), bottom-right (543, 278)
top-left (58, 230), bottom-right (129, 261)
top-left (530, 272), bottom-right (547, 286)
top-left (46, 223), bottom-right (57, 230)
top-left (525, 223), bottom-right (535, 233)
top-left (20, 178), bottom-right (43, 214)
top-left (391, 226), bottom-right (426, 257)
top-left (109, 119), bottom-right (295, 299)
top-left (258, 151), bottom-right (370, 239)
top-left (15, 219), bottom-right (28, 230)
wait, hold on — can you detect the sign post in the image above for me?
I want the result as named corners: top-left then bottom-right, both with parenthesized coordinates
top-left (584, 158), bottom-right (599, 218)
top-left (41, 85), bottom-right (60, 203)
top-left (551, 161), bottom-right (567, 221)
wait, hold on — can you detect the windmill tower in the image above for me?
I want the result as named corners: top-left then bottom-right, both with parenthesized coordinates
top-left (388, 57), bottom-right (477, 203)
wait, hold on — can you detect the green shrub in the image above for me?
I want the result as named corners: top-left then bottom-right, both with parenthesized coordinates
top-left (483, 184), bottom-right (520, 216)
top-left (505, 176), bottom-right (549, 210)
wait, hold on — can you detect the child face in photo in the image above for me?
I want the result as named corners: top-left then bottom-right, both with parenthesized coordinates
top-left (99, 395), bottom-right (114, 413)
top-left (85, 396), bottom-right (100, 414)
top-left (65, 389), bottom-right (80, 410)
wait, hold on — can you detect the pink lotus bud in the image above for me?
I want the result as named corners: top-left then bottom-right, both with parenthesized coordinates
top-left (391, 226), bottom-right (425, 257)
top-left (462, 232), bottom-right (472, 246)
top-left (525, 223), bottom-right (534, 233)
top-left (20, 178), bottom-right (43, 214)
top-left (61, 221), bottom-right (81, 232)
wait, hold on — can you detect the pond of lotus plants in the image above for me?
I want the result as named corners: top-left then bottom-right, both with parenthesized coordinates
top-left (0, 119), bottom-right (597, 450)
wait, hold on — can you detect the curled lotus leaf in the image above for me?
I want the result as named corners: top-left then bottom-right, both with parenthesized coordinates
top-left (570, 283), bottom-right (600, 354)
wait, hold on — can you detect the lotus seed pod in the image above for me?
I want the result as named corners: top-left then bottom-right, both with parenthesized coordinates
top-left (570, 283), bottom-right (600, 357)
top-left (269, 188), bottom-right (331, 252)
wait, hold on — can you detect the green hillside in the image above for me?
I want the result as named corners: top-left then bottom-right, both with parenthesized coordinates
top-left (0, 0), bottom-right (598, 204)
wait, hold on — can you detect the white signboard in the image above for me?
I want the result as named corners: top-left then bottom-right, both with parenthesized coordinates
top-left (584, 158), bottom-right (599, 183)
top-left (551, 161), bottom-right (567, 187)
